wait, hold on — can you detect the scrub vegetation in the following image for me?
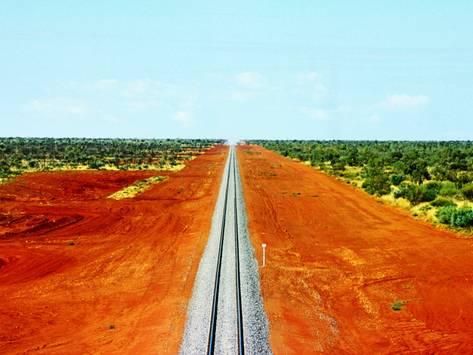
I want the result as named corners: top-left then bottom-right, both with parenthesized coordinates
top-left (0, 138), bottom-right (224, 180)
top-left (249, 140), bottom-right (473, 231)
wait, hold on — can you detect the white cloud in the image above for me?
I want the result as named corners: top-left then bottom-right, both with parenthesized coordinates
top-left (229, 72), bottom-right (265, 102)
top-left (303, 108), bottom-right (330, 121)
top-left (121, 79), bottom-right (161, 98)
top-left (24, 97), bottom-right (88, 117)
top-left (93, 79), bottom-right (119, 90)
top-left (235, 72), bottom-right (263, 89)
top-left (230, 90), bottom-right (256, 102)
top-left (300, 105), bottom-right (350, 122)
top-left (297, 71), bottom-right (329, 102)
top-left (312, 83), bottom-right (328, 102)
top-left (22, 79), bottom-right (200, 127)
top-left (126, 100), bottom-right (160, 111)
top-left (367, 113), bottom-right (382, 123)
top-left (174, 111), bottom-right (193, 128)
top-left (302, 71), bottom-right (320, 82)
top-left (381, 94), bottom-right (430, 110)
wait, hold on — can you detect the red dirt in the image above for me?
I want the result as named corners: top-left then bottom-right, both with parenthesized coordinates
top-left (0, 145), bottom-right (228, 354)
top-left (238, 145), bottom-right (473, 354)
top-left (0, 170), bottom-right (162, 202)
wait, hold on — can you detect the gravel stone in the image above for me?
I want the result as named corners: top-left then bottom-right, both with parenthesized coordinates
top-left (180, 146), bottom-right (271, 354)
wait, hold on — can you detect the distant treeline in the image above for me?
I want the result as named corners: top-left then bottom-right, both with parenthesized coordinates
top-left (248, 140), bottom-right (473, 229)
top-left (0, 138), bottom-right (224, 176)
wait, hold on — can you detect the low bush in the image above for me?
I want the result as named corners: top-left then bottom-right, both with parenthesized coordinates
top-left (89, 160), bottom-right (105, 169)
top-left (437, 206), bottom-right (473, 228)
top-left (391, 300), bottom-right (407, 312)
top-left (430, 197), bottom-right (456, 207)
top-left (362, 175), bottom-right (391, 196)
top-left (394, 184), bottom-right (414, 201)
top-left (437, 206), bottom-right (457, 224)
top-left (453, 208), bottom-right (473, 227)
top-left (422, 182), bottom-right (442, 201)
top-left (394, 182), bottom-right (440, 205)
top-left (461, 183), bottom-right (473, 200)
top-left (439, 181), bottom-right (458, 197)
top-left (390, 174), bottom-right (405, 186)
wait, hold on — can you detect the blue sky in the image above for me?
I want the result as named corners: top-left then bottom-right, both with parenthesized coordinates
top-left (1, 1), bottom-right (472, 140)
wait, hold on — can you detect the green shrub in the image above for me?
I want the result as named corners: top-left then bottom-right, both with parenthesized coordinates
top-left (453, 208), bottom-right (473, 227)
top-left (395, 182), bottom-right (439, 205)
top-left (437, 206), bottom-right (473, 227)
top-left (439, 181), bottom-right (458, 197)
top-left (437, 206), bottom-right (457, 224)
top-left (362, 174), bottom-right (391, 196)
top-left (424, 181), bottom-right (443, 191)
top-left (391, 300), bottom-right (407, 312)
top-left (89, 160), bottom-right (105, 169)
top-left (430, 197), bottom-right (456, 207)
top-left (422, 182), bottom-right (442, 200)
top-left (390, 174), bottom-right (405, 186)
top-left (395, 183), bottom-right (415, 201)
top-left (457, 172), bottom-right (473, 187)
top-left (461, 183), bottom-right (473, 200)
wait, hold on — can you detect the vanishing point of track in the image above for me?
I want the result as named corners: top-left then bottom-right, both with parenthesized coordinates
top-left (207, 148), bottom-right (245, 355)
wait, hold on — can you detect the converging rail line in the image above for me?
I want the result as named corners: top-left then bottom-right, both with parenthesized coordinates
top-left (207, 148), bottom-right (244, 355)
top-left (180, 145), bottom-right (271, 355)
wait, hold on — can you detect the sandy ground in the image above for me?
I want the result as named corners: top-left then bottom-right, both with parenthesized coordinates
top-left (237, 144), bottom-right (473, 354)
top-left (0, 145), bottom-right (227, 354)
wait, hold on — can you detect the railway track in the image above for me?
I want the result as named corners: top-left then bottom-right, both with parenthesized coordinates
top-left (181, 145), bottom-right (270, 355)
top-left (207, 148), bottom-right (244, 354)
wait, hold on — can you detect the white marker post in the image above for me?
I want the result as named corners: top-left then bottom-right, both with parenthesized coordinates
top-left (262, 243), bottom-right (267, 267)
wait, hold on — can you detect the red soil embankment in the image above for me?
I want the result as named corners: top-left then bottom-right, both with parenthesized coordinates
top-left (0, 145), bottom-right (228, 354)
top-left (238, 145), bottom-right (473, 354)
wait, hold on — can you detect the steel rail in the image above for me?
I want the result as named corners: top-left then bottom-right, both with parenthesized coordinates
top-left (207, 148), bottom-right (232, 354)
top-left (233, 149), bottom-right (245, 355)
top-left (206, 147), bottom-right (245, 355)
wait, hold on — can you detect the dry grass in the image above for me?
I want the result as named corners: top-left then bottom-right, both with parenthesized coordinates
top-left (108, 176), bottom-right (167, 200)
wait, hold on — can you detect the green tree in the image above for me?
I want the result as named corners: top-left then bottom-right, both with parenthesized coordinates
top-left (406, 159), bottom-right (430, 184)
top-left (362, 161), bottom-right (391, 196)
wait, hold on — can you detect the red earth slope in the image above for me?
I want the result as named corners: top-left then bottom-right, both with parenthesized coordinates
top-left (0, 145), bottom-right (227, 354)
top-left (238, 144), bottom-right (473, 354)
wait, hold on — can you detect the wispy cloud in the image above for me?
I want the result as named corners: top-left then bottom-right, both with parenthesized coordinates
top-left (235, 72), bottom-right (263, 89)
top-left (229, 90), bottom-right (257, 102)
top-left (24, 79), bottom-right (168, 120)
top-left (229, 71), bottom-right (265, 102)
top-left (121, 79), bottom-right (161, 98)
top-left (380, 94), bottom-right (430, 110)
top-left (297, 71), bottom-right (329, 103)
top-left (300, 106), bottom-right (348, 121)
top-left (24, 97), bottom-right (88, 117)
top-left (93, 79), bottom-right (119, 90)
top-left (301, 107), bottom-right (331, 121)
top-left (174, 111), bottom-right (193, 128)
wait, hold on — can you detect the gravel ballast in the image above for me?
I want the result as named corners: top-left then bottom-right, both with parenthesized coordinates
top-left (180, 146), bottom-right (271, 354)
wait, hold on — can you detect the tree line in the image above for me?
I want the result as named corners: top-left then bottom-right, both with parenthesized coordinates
top-left (248, 140), bottom-right (473, 229)
top-left (0, 138), bottom-right (224, 177)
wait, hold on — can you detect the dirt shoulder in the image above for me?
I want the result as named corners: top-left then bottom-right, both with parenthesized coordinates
top-left (0, 145), bottom-right (228, 354)
top-left (237, 144), bottom-right (473, 354)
